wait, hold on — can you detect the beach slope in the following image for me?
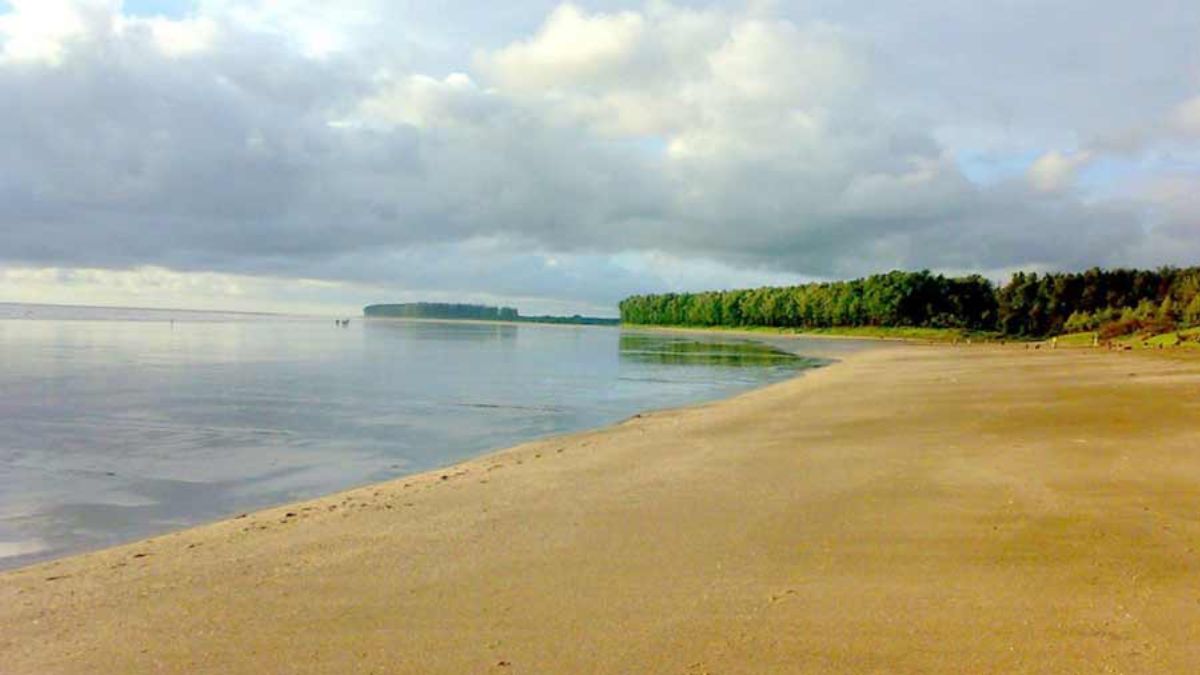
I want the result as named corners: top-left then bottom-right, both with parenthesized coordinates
top-left (3, 346), bottom-right (1200, 673)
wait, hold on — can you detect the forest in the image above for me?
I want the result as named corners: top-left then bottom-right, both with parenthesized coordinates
top-left (363, 303), bottom-right (618, 326)
top-left (619, 267), bottom-right (1200, 339)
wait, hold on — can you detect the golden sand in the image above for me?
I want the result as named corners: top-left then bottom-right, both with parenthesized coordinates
top-left (3, 345), bottom-right (1199, 673)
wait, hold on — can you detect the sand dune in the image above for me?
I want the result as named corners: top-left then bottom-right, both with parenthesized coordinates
top-left (3, 345), bottom-right (1200, 673)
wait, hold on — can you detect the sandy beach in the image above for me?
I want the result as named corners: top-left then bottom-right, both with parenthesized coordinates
top-left (2, 344), bottom-right (1199, 673)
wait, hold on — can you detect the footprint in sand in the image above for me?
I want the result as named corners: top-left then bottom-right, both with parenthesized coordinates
top-left (769, 589), bottom-right (798, 603)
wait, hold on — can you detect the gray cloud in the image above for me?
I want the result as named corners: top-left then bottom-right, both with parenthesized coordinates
top-left (1, 1), bottom-right (1197, 313)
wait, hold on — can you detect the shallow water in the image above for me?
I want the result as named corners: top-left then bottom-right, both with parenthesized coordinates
top-left (0, 304), bottom-right (853, 569)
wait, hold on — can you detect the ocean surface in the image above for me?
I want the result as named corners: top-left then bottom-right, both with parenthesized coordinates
top-left (0, 303), bottom-right (857, 569)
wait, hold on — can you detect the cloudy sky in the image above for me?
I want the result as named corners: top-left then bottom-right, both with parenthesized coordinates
top-left (1, 0), bottom-right (1198, 315)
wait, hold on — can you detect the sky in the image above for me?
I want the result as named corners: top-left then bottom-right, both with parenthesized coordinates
top-left (1, 0), bottom-right (1198, 316)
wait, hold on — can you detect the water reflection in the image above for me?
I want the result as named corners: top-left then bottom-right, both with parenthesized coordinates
top-left (1, 310), bottom-right (848, 569)
top-left (363, 318), bottom-right (519, 342)
top-left (619, 333), bottom-right (805, 367)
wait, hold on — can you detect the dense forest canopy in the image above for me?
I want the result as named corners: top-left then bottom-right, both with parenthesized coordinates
top-left (619, 268), bottom-right (1200, 339)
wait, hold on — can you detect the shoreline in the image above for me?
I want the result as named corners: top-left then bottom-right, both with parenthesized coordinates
top-left (622, 325), bottom-right (900, 363)
top-left (0, 328), bottom-right (837, 573)
top-left (4, 344), bottom-right (1200, 672)
top-left (622, 322), bottom-right (983, 344)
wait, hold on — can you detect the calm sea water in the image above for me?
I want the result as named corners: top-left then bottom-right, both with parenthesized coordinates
top-left (0, 303), bottom-right (854, 569)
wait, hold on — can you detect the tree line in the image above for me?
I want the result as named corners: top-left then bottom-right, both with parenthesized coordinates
top-left (619, 267), bottom-right (1200, 338)
top-left (364, 303), bottom-right (519, 321)
top-left (363, 303), bottom-right (619, 326)
top-left (997, 267), bottom-right (1200, 338)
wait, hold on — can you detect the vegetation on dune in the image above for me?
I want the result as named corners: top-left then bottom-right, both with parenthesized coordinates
top-left (620, 267), bottom-right (1200, 343)
top-left (620, 271), bottom-right (997, 332)
top-left (998, 267), bottom-right (1200, 337)
top-left (620, 324), bottom-right (988, 343)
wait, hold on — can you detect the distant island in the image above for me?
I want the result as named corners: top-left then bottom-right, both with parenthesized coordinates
top-left (363, 302), bottom-right (618, 326)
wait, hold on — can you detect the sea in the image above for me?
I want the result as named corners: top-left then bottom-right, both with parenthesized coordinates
top-left (0, 303), bottom-right (860, 569)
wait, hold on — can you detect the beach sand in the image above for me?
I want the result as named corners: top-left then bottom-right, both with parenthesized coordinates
top-left (2, 345), bottom-right (1199, 673)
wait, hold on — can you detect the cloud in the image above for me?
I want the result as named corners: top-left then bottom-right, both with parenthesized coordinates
top-left (129, 15), bottom-right (218, 57)
top-left (0, 0), bottom-right (1197, 313)
top-left (0, 0), bottom-right (94, 65)
top-left (480, 4), bottom-right (646, 92)
top-left (1027, 150), bottom-right (1095, 192)
top-left (1170, 96), bottom-right (1200, 138)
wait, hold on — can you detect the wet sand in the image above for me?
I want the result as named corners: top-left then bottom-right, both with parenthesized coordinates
top-left (2, 345), bottom-right (1200, 673)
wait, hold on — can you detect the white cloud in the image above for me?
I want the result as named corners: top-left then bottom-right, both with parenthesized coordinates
top-left (1170, 95), bottom-right (1200, 138)
top-left (1027, 150), bottom-right (1095, 192)
top-left (0, 0), bottom-right (93, 65)
top-left (1, 265), bottom-right (247, 307)
top-left (479, 4), bottom-right (646, 92)
top-left (123, 16), bottom-right (219, 58)
top-left (197, 0), bottom-right (379, 59)
top-left (354, 72), bottom-right (488, 129)
top-left (476, 5), bottom-right (863, 148)
top-left (0, 1), bottom-right (218, 64)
